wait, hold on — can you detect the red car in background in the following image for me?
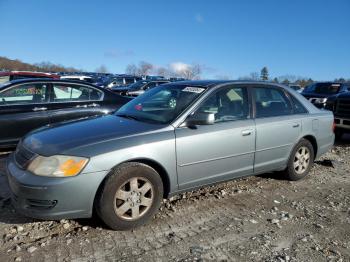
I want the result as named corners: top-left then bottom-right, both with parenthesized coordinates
top-left (0, 71), bottom-right (60, 84)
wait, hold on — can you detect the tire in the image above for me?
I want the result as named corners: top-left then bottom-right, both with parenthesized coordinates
top-left (283, 138), bottom-right (314, 181)
top-left (95, 162), bottom-right (163, 231)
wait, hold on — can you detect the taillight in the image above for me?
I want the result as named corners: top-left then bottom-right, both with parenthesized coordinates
top-left (332, 120), bottom-right (336, 133)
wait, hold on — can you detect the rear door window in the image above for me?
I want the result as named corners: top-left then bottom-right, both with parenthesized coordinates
top-left (0, 83), bottom-right (48, 105)
top-left (253, 87), bottom-right (292, 118)
top-left (52, 84), bottom-right (103, 102)
top-left (290, 95), bottom-right (308, 114)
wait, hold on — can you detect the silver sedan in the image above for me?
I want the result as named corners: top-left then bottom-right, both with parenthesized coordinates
top-left (6, 80), bottom-right (335, 230)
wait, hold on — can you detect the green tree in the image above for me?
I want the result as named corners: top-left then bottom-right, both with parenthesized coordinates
top-left (260, 67), bottom-right (269, 81)
top-left (282, 78), bottom-right (290, 85)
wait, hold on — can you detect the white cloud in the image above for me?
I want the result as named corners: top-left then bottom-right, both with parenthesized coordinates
top-left (195, 13), bottom-right (204, 23)
top-left (169, 62), bottom-right (191, 73)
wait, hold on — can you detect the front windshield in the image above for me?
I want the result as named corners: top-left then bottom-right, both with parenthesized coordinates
top-left (116, 84), bottom-right (207, 124)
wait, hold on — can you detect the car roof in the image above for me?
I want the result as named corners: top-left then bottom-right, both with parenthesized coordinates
top-left (0, 71), bottom-right (59, 78)
top-left (167, 80), bottom-right (288, 88)
top-left (0, 78), bottom-right (100, 89)
top-left (61, 75), bottom-right (93, 79)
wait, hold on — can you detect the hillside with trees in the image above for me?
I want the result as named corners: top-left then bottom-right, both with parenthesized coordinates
top-left (0, 56), bottom-right (79, 72)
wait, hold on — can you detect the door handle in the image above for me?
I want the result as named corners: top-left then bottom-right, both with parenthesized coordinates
top-left (88, 103), bottom-right (100, 107)
top-left (242, 129), bottom-right (253, 136)
top-left (32, 107), bottom-right (47, 112)
top-left (292, 123), bottom-right (300, 128)
top-left (75, 104), bottom-right (88, 108)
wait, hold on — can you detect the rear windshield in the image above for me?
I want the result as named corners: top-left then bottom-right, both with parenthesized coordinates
top-left (304, 83), bottom-right (341, 94)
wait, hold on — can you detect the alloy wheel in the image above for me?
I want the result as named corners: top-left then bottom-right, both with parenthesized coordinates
top-left (293, 146), bottom-right (310, 174)
top-left (114, 177), bottom-right (154, 221)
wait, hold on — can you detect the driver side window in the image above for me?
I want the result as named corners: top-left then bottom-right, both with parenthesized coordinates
top-left (196, 86), bottom-right (249, 123)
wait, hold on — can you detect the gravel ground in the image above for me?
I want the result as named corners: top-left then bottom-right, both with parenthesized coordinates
top-left (0, 137), bottom-right (349, 262)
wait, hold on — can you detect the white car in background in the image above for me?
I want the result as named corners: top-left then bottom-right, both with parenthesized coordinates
top-left (289, 84), bottom-right (304, 93)
top-left (60, 75), bottom-right (96, 84)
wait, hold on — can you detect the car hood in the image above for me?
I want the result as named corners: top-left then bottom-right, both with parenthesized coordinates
top-left (23, 115), bottom-right (166, 156)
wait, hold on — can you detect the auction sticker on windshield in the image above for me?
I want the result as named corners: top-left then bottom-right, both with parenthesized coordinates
top-left (182, 87), bottom-right (205, 93)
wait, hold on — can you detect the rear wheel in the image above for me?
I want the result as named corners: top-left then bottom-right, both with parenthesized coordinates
top-left (96, 162), bottom-right (163, 230)
top-left (284, 139), bottom-right (314, 181)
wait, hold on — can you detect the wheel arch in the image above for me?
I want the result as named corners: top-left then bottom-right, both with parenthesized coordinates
top-left (94, 158), bottom-right (172, 204)
top-left (126, 158), bottom-right (171, 198)
top-left (302, 135), bottom-right (318, 157)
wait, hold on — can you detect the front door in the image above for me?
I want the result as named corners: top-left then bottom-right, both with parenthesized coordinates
top-left (0, 82), bottom-right (50, 147)
top-left (175, 85), bottom-right (256, 190)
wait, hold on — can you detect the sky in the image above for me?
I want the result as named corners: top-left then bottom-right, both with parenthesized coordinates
top-left (0, 0), bottom-right (349, 80)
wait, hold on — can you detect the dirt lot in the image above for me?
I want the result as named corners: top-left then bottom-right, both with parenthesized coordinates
top-left (0, 137), bottom-right (349, 262)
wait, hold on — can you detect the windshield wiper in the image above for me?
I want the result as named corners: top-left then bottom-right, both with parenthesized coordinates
top-left (115, 114), bottom-right (140, 121)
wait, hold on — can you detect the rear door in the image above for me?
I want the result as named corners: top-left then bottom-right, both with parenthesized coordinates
top-left (47, 82), bottom-right (105, 124)
top-left (0, 82), bottom-right (50, 147)
top-left (253, 86), bottom-right (302, 174)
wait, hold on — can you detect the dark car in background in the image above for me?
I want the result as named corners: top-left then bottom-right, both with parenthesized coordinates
top-left (301, 82), bottom-right (350, 108)
top-left (122, 80), bottom-right (170, 97)
top-left (0, 79), bottom-right (130, 149)
top-left (106, 75), bottom-right (142, 89)
top-left (325, 89), bottom-right (350, 139)
top-left (0, 71), bottom-right (60, 84)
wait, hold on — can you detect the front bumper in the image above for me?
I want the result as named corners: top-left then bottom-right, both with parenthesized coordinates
top-left (334, 117), bottom-right (350, 131)
top-left (6, 154), bottom-right (108, 220)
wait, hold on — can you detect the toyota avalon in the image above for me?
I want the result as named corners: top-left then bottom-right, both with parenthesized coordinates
top-left (6, 81), bottom-right (335, 230)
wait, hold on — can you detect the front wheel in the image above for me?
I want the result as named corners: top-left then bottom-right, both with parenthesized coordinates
top-left (95, 162), bottom-right (163, 230)
top-left (283, 139), bottom-right (314, 181)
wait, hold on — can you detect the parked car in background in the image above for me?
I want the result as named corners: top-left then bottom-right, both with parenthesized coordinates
top-left (6, 81), bottom-right (334, 230)
top-left (289, 84), bottom-right (303, 93)
top-left (301, 82), bottom-right (350, 108)
top-left (169, 77), bottom-right (187, 82)
top-left (111, 80), bottom-right (170, 96)
top-left (143, 75), bottom-right (165, 80)
top-left (0, 71), bottom-right (59, 84)
top-left (60, 75), bottom-right (97, 84)
top-left (106, 75), bottom-right (142, 88)
top-left (0, 79), bottom-right (130, 149)
top-left (325, 89), bottom-right (350, 139)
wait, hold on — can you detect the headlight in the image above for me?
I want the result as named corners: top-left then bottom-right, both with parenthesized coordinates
top-left (28, 155), bottom-right (89, 177)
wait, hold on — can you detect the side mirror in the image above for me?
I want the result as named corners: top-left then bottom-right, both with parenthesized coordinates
top-left (184, 112), bottom-right (215, 127)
